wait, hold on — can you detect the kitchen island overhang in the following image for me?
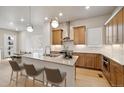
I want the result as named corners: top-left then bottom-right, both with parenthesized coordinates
top-left (22, 54), bottom-right (78, 87)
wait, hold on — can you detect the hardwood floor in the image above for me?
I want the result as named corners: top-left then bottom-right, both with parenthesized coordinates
top-left (0, 60), bottom-right (110, 87)
top-left (76, 68), bottom-right (110, 87)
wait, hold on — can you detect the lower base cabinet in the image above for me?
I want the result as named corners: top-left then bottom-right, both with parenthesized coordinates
top-left (110, 60), bottom-right (124, 87)
top-left (74, 53), bottom-right (124, 87)
top-left (74, 53), bottom-right (101, 70)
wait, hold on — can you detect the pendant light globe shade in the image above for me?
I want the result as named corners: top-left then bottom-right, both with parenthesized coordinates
top-left (51, 20), bottom-right (59, 28)
top-left (27, 25), bottom-right (34, 32)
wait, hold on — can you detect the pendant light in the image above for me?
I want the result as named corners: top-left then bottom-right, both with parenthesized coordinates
top-left (51, 17), bottom-right (59, 28)
top-left (27, 6), bottom-right (34, 32)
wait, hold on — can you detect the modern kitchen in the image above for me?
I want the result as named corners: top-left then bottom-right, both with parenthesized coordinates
top-left (0, 6), bottom-right (124, 87)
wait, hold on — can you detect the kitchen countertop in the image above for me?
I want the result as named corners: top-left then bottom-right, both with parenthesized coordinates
top-left (22, 53), bottom-right (78, 66)
top-left (52, 49), bottom-right (124, 65)
top-left (74, 50), bottom-right (124, 65)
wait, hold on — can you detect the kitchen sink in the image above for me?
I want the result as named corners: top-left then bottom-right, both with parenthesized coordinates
top-left (45, 53), bottom-right (60, 57)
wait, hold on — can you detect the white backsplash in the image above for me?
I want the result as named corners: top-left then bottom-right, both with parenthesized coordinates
top-left (51, 44), bottom-right (124, 57)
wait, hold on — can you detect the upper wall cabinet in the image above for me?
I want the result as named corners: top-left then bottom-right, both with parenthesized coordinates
top-left (105, 23), bottom-right (109, 44)
top-left (112, 14), bottom-right (118, 44)
top-left (52, 29), bottom-right (63, 45)
top-left (108, 20), bottom-right (113, 44)
top-left (116, 9), bottom-right (123, 44)
top-left (105, 8), bottom-right (123, 44)
top-left (73, 26), bottom-right (86, 45)
top-left (123, 8), bottom-right (124, 43)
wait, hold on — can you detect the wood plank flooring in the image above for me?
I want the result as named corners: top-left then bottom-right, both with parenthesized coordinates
top-left (0, 60), bottom-right (110, 87)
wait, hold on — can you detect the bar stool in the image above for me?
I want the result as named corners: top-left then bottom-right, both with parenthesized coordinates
top-left (44, 67), bottom-right (66, 87)
top-left (9, 60), bottom-right (24, 86)
top-left (23, 64), bottom-right (44, 86)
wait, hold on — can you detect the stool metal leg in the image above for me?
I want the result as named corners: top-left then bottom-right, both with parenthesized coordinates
top-left (9, 71), bottom-right (13, 85)
top-left (25, 76), bottom-right (28, 87)
top-left (16, 72), bottom-right (18, 86)
top-left (65, 79), bottom-right (66, 87)
top-left (33, 77), bottom-right (35, 86)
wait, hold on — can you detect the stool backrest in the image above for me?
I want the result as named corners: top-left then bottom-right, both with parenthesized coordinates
top-left (45, 68), bottom-right (62, 83)
top-left (9, 61), bottom-right (21, 71)
top-left (23, 64), bottom-right (37, 76)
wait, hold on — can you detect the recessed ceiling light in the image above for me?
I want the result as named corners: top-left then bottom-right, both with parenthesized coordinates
top-left (59, 12), bottom-right (63, 16)
top-left (20, 18), bottom-right (24, 22)
top-left (44, 17), bottom-right (48, 20)
top-left (9, 22), bottom-right (14, 25)
top-left (85, 6), bottom-right (90, 10)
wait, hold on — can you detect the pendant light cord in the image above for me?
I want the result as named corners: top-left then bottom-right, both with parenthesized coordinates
top-left (29, 6), bottom-right (31, 25)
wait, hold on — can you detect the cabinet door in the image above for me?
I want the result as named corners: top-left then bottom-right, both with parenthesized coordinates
top-left (94, 54), bottom-right (101, 70)
top-left (74, 53), bottom-right (80, 66)
top-left (52, 29), bottom-right (63, 45)
top-left (115, 63), bottom-right (123, 87)
top-left (74, 26), bottom-right (86, 44)
top-left (85, 54), bottom-right (95, 69)
top-left (110, 61), bottom-right (116, 86)
top-left (105, 24), bottom-right (109, 44)
top-left (75, 53), bottom-right (101, 69)
top-left (110, 60), bottom-right (124, 87)
top-left (117, 9), bottom-right (123, 43)
top-left (74, 53), bottom-right (86, 67)
top-left (123, 8), bottom-right (124, 44)
top-left (113, 15), bottom-right (118, 44)
top-left (108, 20), bottom-right (113, 44)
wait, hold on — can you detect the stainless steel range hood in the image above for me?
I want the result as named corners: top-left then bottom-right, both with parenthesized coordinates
top-left (63, 21), bottom-right (73, 42)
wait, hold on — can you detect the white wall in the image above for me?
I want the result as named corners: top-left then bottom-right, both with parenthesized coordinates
top-left (0, 29), bottom-right (19, 58)
top-left (87, 27), bottom-right (103, 47)
top-left (18, 23), bottom-right (50, 52)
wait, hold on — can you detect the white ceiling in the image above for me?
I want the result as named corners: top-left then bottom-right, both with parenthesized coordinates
top-left (0, 6), bottom-right (116, 31)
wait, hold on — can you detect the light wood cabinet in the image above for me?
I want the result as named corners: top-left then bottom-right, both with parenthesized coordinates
top-left (116, 9), bottom-right (123, 43)
top-left (105, 24), bottom-right (109, 44)
top-left (110, 60), bottom-right (124, 87)
top-left (105, 8), bottom-right (123, 44)
top-left (73, 26), bottom-right (86, 45)
top-left (52, 29), bottom-right (63, 45)
top-left (123, 8), bottom-right (124, 43)
top-left (74, 53), bottom-right (101, 70)
top-left (108, 20), bottom-right (113, 44)
top-left (105, 20), bottom-right (113, 44)
top-left (113, 14), bottom-right (118, 44)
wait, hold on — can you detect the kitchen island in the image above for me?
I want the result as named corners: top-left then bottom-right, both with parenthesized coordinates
top-left (22, 53), bottom-right (78, 87)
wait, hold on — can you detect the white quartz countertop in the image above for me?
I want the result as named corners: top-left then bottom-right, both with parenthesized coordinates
top-left (52, 49), bottom-right (124, 65)
top-left (22, 54), bottom-right (78, 66)
top-left (74, 50), bottom-right (124, 65)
